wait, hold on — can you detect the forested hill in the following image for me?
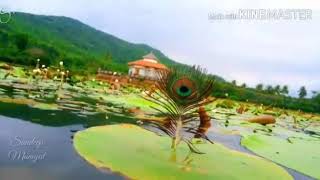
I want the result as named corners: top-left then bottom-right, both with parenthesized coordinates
top-left (0, 12), bottom-right (178, 73)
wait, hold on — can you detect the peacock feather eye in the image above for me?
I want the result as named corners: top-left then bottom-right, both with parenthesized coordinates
top-left (172, 77), bottom-right (196, 98)
top-left (176, 85), bottom-right (191, 97)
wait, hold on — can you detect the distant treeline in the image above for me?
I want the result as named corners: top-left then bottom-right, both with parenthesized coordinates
top-left (212, 80), bottom-right (320, 113)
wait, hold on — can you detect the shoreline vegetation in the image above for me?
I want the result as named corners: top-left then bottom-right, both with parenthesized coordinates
top-left (1, 60), bottom-right (319, 114)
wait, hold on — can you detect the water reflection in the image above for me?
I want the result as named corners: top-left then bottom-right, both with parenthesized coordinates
top-left (0, 115), bottom-right (124, 180)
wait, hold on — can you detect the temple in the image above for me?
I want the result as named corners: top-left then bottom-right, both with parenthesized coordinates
top-left (128, 52), bottom-right (167, 80)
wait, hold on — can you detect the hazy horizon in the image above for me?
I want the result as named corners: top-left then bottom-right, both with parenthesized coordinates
top-left (1, 0), bottom-right (319, 97)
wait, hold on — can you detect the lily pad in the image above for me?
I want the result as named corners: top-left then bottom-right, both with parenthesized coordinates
top-left (31, 103), bottom-right (59, 111)
top-left (241, 134), bottom-right (320, 179)
top-left (74, 124), bottom-right (292, 180)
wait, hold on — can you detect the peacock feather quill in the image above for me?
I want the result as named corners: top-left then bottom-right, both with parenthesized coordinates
top-left (143, 65), bottom-right (215, 153)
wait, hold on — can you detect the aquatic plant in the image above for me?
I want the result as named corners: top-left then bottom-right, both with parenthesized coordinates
top-left (74, 124), bottom-right (292, 180)
top-left (143, 66), bottom-right (215, 153)
top-left (31, 59), bottom-right (51, 80)
top-left (216, 99), bottom-right (236, 109)
top-left (55, 61), bottom-right (70, 89)
top-left (242, 133), bottom-right (320, 179)
top-left (236, 104), bottom-right (249, 114)
top-left (32, 58), bottom-right (42, 76)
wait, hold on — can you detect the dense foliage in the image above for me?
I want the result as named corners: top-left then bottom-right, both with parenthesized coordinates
top-left (0, 12), bottom-right (177, 74)
top-left (212, 80), bottom-right (320, 113)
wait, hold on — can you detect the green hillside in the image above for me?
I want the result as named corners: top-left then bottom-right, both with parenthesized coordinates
top-left (0, 12), bottom-right (177, 73)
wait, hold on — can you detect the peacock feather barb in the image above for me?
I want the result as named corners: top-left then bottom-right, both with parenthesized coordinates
top-left (143, 65), bottom-right (215, 154)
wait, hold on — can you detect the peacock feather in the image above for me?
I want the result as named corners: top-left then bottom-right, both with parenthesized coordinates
top-left (143, 65), bottom-right (215, 153)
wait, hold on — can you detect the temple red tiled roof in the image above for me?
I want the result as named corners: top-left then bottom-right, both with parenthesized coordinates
top-left (128, 59), bottom-right (167, 69)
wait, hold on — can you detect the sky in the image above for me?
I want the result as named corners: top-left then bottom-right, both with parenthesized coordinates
top-left (1, 0), bottom-right (319, 97)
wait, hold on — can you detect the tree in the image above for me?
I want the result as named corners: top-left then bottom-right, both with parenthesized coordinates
top-left (298, 86), bottom-right (307, 99)
top-left (14, 33), bottom-right (29, 51)
top-left (311, 91), bottom-right (318, 98)
top-left (231, 80), bottom-right (237, 86)
top-left (256, 84), bottom-right (263, 91)
top-left (265, 85), bottom-right (274, 94)
top-left (274, 85), bottom-right (281, 95)
top-left (281, 85), bottom-right (289, 95)
top-left (241, 83), bottom-right (247, 88)
top-left (313, 93), bottom-right (320, 103)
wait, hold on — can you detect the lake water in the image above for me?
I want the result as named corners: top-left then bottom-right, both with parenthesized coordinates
top-left (0, 83), bottom-right (314, 180)
top-left (0, 102), bottom-right (126, 180)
